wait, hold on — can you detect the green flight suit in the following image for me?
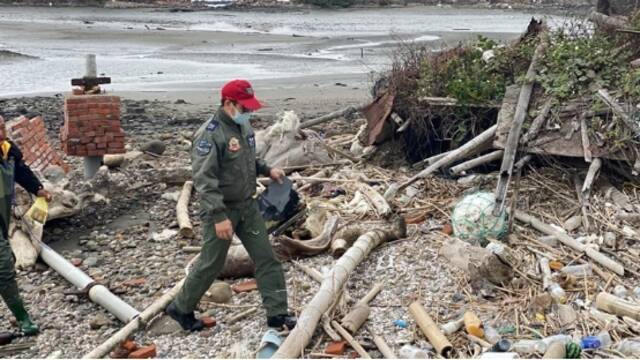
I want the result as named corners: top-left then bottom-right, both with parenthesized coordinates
top-left (174, 109), bottom-right (288, 318)
top-left (0, 141), bottom-right (43, 335)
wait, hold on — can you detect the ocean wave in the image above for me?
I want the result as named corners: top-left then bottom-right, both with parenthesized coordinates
top-left (188, 21), bottom-right (260, 33)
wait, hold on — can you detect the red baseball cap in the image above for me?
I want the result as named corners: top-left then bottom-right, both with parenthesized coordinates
top-left (220, 79), bottom-right (263, 111)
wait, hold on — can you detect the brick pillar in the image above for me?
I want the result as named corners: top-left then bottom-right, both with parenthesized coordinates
top-left (6, 116), bottom-right (70, 173)
top-left (61, 95), bottom-right (126, 156)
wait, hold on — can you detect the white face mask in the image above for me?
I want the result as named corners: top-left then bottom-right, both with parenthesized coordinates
top-left (231, 105), bottom-right (251, 125)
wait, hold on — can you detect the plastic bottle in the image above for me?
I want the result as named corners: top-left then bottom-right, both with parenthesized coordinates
top-left (399, 344), bottom-right (429, 359)
top-left (542, 334), bottom-right (572, 347)
top-left (440, 317), bottom-right (464, 335)
top-left (614, 339), bottom-right (640, 357)
top-left (580, 332), bottom-right (612, 350)
top-left (560, 264), bottom-right (592, 276)
top-left (464, 311), bottom-right (485, 338)
top-left (548, 283), bottom-right (567, 304)
top-left (512, 340), bottom-right (547, 354)
top-left (491, 339), bottom-right (512, 352)
top-left (484, 325), bottom-right (501, 344)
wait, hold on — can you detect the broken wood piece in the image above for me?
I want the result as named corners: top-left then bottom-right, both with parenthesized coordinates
top-left (331, 321), bottom-right (372, 359)
top-left (9, 229), bottom-right (38, 270)
top-left (439, 237), bottom-right (513, 285)
top-left (596, 292), bottom-right (640, 320)
top-left (449, 150), bottom-right (504, 176)
top-left (520, 98), bottom-right (553, 145)
top-left (580, 114), bottom-right (592, 162)
top-left (597, 177), bottom-right (633, 212)
top-left (408, 301), bottom-right (453, 357)
top-left (513, 210), bottom-right (624, 275)
top-left (177, 181), bottom-right (195, 238)
top-left (83, 279), bottom-right (185, 359)
top-left (412, 150), bottom-right (454, 169)
top-left (340, 283), bottom-right (383, 333)
top-left (358, 183), bottom-right (391, 218)
top-left (494, 34), bottom-right (548, 216)
top-left (277, 215), bottom-right (339, 256)
top-left (273, 218), bottom-right (406, 358)
top-left (367, 326), bottom-right (397, 359)
top-left (596, 89), bottom-right (640, 138)
top-left (384, 125), bottom-right (497, 200)
top-left (466, 333), bottom-right (491, 348)
top-left (319, 141), bottom-right (360, 163)
top-left (226, 307), bottom-right (258, 324)
top-left (300, 105), bottom-right (364, 129)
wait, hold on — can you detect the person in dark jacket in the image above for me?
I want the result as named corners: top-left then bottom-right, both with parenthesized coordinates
top-left (0, 116), bottom-right (51, 336)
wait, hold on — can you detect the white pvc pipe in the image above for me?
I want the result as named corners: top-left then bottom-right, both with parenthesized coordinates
top-left (39, 243), bottom-right (140, 323)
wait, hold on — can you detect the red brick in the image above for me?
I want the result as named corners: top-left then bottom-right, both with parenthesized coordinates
top-left (128, 345), bottom-right (156, 359)
top-left (122, 278), bottom-right (146, 287)
top-left (110, 347), bottom-right (130, 359)
top-left (201, 316), bottom-right (216, 328)
top-left (325, 341), bottom-right (347, 355)
top-left (121, 339), bottom-right (138, 352)
top-left (232, 279), bottom-right (258, 293)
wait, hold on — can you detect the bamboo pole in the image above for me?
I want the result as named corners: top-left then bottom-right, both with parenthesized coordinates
top-left (494, 35), bottom-right (548, 216)
top-left (384, 125), bottom-right (497, 200)
top-left (449, 150), bottom-right (504, 176)
top-left (83, 279), bottom-right (185, 359)
top-left (340, 283), bottom-right (383, 333)
top-left (273, 220), bottom-right (406, 358)
top-left (408, 302), bottom-right (453, 357)
top-left (331, 321), bottom-right (371, 359)
top-left (596, 292), bottom-right (640, 320)
top-left (514, 210), bottom-right (624, 275)
top-left (177, 181), bottom-right (194, 238)
top-left (368, 326), bottom-right (397, 359)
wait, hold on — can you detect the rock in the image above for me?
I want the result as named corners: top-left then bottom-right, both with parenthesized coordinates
top-left (103, 154), bottom-right (125, 168)
top-left (151, 229), bottom-right (178, 242)
top-left (604, 232), bottom-right (617, 247)
top-left (140, 140), bottom-right (166, 156)
top-left (563, 215), bottom-right (583, 232)
top-left (84, 256), bottom-right (99, 267)
top-left (161, 191), bottom-right (181, 202)
top-left (204, 282), bottom-right (233, 303)
top-left (174, 99), bottom-right (188, 104)
top-left (42, 165), bottom-right (66, 184)
top-left (89, 313), bottom-right (111, 330)
top-left (147, 315), bottom-right (184, 336)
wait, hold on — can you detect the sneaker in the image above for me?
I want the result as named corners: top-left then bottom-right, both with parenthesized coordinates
top-left (267, 314), bottom-right (297, 330)
top-left (165, 302), bottom-right (204, 332)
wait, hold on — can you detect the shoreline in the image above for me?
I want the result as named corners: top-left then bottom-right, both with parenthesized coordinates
top-left (0, 2), bottom-right (593, 13)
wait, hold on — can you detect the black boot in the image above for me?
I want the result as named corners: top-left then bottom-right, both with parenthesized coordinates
top-left (267, 314), bottom-right (297, 330)
top-left (165, 302), bottom-right (204, 332)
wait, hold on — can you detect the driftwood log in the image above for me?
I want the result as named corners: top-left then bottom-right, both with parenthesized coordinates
top-left (277, 215), bottom-right (339, 256)
top-left (177, 181), bottom-right (195, 238)
top-left (589, 10), bottom-right (629, 30)
top-left (300, 105), bottom-right (365, 129)
top-left (330, 221), bottom-right (395, 257)
top-left (520, 98), bottom-right (553, 145)
top-left (273, 218), bottom-right (406, 358)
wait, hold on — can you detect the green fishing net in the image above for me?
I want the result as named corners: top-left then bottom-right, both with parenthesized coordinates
top-left (451, 191), bottom-right (508, 246)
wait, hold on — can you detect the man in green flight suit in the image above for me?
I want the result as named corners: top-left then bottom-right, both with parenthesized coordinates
top-left (166, 80), bottom-right (296, 332)
top-left (0, 116), bottom-right (51, 336)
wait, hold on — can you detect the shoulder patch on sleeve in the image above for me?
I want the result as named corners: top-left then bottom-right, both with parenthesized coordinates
top-left (206, 120), bottom-right (219, 132)
top-left (196, 139), bottom-right (213, 156)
